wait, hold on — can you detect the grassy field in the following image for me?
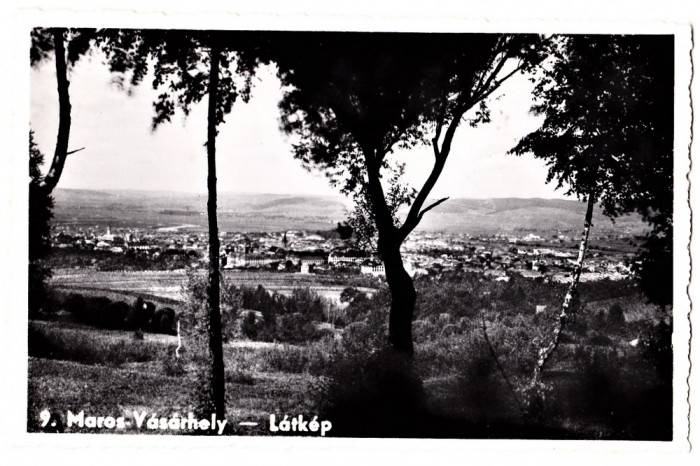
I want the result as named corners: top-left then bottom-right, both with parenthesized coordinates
top-left (28, 316), bottom-right (325, 436)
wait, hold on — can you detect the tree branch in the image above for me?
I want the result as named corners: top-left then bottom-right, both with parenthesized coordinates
top-left (474, 60), bottom-right (527, 105)
top-left (398, 96), bottom-right (465, 241)
top-left (66, 147), bottom-right (85, 155)
top-left (472, 38), bottom-right (504, 94)
top-left (40, 28), bottom-right (72, 195)
top-left (471, 44), bottom-right (510, 102)
top-left (362, 146), bottom-right (397, 236)
top-left (481, 311), bottom-right (527, 417)
top-left (431, 121), bottom-right (444, 157)
top-left (417, 196), bottom-right (449, 223)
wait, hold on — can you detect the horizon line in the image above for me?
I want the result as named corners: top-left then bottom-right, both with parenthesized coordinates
top-left (53, 186), bottom-right (577, 202)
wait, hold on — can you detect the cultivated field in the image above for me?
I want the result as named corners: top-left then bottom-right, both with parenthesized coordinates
top-left (50, 269), bottom-right (376, 304)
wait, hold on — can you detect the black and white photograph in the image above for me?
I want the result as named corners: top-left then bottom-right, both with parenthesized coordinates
top-left (1, 1), bottom-right (696, 464)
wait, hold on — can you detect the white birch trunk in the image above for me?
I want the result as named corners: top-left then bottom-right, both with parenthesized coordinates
top-left (532, 193), bottom-right (595, 385)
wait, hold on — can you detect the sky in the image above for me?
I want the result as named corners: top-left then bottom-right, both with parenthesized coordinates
top-left (29, 46), bottom-right (571, 201)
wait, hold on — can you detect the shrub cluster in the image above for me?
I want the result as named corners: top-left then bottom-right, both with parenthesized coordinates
top-left (183, 270), bottom-right (339, 345)
top-left (62, 292), bottom-right (178, 335)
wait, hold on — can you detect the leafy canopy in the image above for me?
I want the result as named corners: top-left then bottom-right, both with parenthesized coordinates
top-left (510, 35), bottom-right (673, 220)
top-left (269, 32), bottom-right (550, 243)
top-left (94, 30), bottom-right (267, 130)
top-left (510, 34), bottom-right (674, 308)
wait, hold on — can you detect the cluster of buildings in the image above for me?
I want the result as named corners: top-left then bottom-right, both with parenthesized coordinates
top-left (50, 226), bottom-right (635, 282)
top-left (51, 226), bottom-right (204, 258)
top-left (400, 231), bottom-right (635, 282)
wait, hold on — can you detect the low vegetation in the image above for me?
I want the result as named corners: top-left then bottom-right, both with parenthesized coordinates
top-left (28, 270), bottom-right (671, 439)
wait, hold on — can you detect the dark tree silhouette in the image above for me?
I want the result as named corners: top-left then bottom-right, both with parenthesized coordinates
top-left (99, 29), bottom-right (263, 421)
top-left (30, 28), bottom-right (92, 196)
top-left (29, 131), bottom-right (54, 261)
top-left (29, 28), bottom-right (97, 315)
top-left (269, 32), bottom-right (550, 356)
top-left (510, 35), bottom-right (674, 384)
top-left (335, 222), bottom-right (353, 241)
top-left (28, 131), bottom-right (55, 316)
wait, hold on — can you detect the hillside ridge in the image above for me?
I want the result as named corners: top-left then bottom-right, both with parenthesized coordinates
top-left (51, 188), bottom-right (647, 234)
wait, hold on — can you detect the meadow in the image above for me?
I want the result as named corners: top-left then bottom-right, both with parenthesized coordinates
top-left (28, 269), bottom-right (671, 439)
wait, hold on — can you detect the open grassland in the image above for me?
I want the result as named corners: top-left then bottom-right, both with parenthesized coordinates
top-left (28, 319), bottom-right (320, 436)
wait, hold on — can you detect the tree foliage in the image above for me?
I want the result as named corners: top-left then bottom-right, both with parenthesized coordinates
top-left (29, 130), bottom-right (55, 317)
top-left (267, 32), bottom-right (551, 355)
top-left (510, 35), bottom-right (674, 308)
top-left (271, 33), bottom-right (550, 241)
top-left (95, 30), bottom-right (263, 129)
top-left (29, 131), bottom-right (54, 261)
top-left (95, 29), bottom-right (269, 424)
top-left (511, 35), bottom-right (672, 214)
top-left (30, 28), bottom-right (98, 195)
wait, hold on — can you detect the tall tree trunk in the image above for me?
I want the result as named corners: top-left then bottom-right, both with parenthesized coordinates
top-left (205, 44), bottom-right (226, 420)
top-left (39, 28), bottom-right (71, 195)
top-left (363, 148), bottom-right (418, 358)
top-left (532, 192), bottom-right (596, 385)
top-left (380, 236), bottom-right (416, 357)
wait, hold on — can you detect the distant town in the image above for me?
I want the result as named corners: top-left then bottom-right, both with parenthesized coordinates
top-left (50, 223), bottom-right (641, 283)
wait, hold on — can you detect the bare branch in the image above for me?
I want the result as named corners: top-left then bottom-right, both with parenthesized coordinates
top-left (417, 196), bottom-right (449, 222)
top-left (472, 36), bottom-right (508, 96)
top-left (474, 61), bottom-right (527, 104)
top-left (66, 147), bottom-right (85, 155)
top-left (480, 311), bottom-right (527, 417)
top-left (472, 45), bottom-right (510, 102)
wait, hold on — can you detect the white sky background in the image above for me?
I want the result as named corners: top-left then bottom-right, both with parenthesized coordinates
top-left (30, 45), bottom-right (570, 200)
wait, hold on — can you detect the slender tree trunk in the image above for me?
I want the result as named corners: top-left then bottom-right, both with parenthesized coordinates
top-left (532, 192), bottom-right (596, 385)
top-left (39, 28), bottom-right (71, 195)
top-left (205, 44), bottom-right (226, 420)
top-left (380, 236), bottom-right (416, 357)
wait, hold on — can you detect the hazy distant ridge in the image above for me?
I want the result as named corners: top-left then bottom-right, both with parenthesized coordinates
top-left (52, 188), bottom-right (647, 234)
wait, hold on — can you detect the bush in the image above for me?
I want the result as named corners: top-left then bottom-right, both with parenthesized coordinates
top-left (84, 296), bottom-right (112, 326)
top-left (415, 335), bottom-right (474, 378)
top-left (412, 319), bottom-right (439, 344)
top-left (63, 293), bottom-right (87, 319)
top-left (125, 297), bottom-right (156, 331)
top-left (152, 307), bottom-right (177, 335)
top-left (181, 270), bottom-right (240, 344)
top-left (28, 263), bottom-right (53, 318)
top-left (258, 342), bottom-right (334, 375)
top-left (571, 347), bottom-right (625, 426)
top-left (315, 346), bottom-right (427, 437)
top-left (641, 319), bottom-right (673, 381)
top-left (240, 312), bottom-right (261, 340)
top-left (454, 340), bottom-right (521, 422)
top-left (586, 333), bottom-right (614, 347)
top-left (104, 301), bottom-right (131, 329)
top-left (275, 313), bottom-right (321, 343)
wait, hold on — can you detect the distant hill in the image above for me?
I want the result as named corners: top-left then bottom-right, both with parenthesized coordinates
top-left (51, 188), bottom-right (648, 235)
top-left (406, 198), bottom-right (648, 235)
top-left (52, 189), bottom-right (350, 232)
